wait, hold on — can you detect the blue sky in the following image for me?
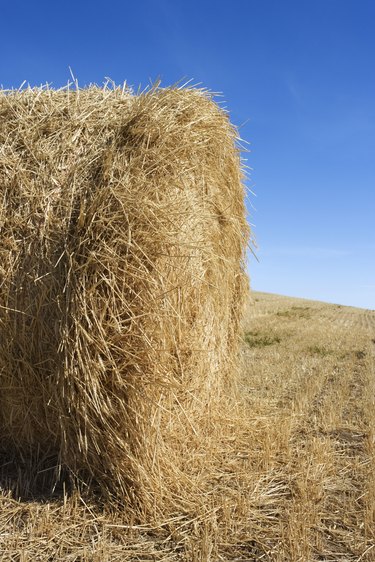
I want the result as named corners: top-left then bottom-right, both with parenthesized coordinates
top-left (1, 0), bottom-right (374, 308)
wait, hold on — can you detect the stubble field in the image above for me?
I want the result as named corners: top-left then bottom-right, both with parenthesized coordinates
top-left (1, 292), bottom-right (374, 561)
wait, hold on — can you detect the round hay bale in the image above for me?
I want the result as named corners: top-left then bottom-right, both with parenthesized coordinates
top-left (0, 85), bottom-right (249, 512)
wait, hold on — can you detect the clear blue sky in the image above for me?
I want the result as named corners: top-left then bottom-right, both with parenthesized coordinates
top-left (1, 0), bottom-right (374, 309)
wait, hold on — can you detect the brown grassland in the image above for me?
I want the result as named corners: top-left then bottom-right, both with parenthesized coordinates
top-left (1, 291), bottom-right (374, 561)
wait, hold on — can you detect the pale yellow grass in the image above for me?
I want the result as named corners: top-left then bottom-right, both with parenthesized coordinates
top-left (1, 292), bottom-right (374, 561)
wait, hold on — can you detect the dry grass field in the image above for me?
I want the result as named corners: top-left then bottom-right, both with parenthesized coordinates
top-left (1, 291), bottom-right (374, 561)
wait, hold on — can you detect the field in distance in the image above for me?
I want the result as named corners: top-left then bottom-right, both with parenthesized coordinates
top-left (0, 292), bottom-right (374, 561)
top-left (240, 291), bottom-right (375, 560)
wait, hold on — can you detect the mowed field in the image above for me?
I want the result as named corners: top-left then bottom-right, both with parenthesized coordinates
top-left (1, 292), bottom-right (374, 561)
top-left (240, 292), bottom-right (375, 561)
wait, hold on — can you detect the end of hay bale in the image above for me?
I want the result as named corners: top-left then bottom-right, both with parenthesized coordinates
top-left (0, 84), bottom-right (249, 511)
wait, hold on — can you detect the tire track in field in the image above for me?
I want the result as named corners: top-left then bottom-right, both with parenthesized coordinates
top-left (322, 308), bottom-right (375, 334)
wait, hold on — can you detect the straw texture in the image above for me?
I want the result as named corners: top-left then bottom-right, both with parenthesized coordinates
top-left (0, 84), bottom-right (249, 513)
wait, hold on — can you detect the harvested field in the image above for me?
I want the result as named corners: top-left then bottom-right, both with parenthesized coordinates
top-left (1, 291), bottom-right (374, 561)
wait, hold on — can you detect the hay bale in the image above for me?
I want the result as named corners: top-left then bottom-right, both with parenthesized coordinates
top-left (0, 84), bottom-right (249, 511)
